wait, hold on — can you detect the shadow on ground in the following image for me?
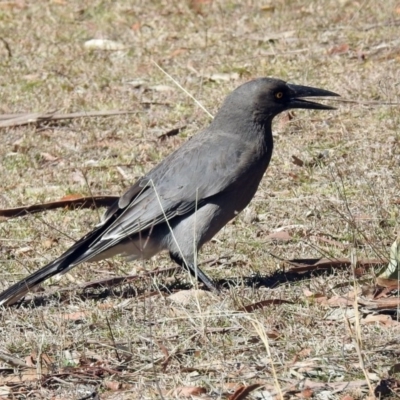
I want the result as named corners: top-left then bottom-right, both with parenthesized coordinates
top-left (9, 267), bottom-right (338, 309)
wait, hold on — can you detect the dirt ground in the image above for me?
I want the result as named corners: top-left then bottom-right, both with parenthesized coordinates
top-left (0, 0), bottom-right (399, 399)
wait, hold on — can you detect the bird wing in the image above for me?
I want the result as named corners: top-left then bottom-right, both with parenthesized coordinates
top-left (74, 129), bottom-right (247, 262)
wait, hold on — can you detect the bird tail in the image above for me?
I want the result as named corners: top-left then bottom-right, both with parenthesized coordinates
top-left (0, 223), bottom-right (111, 307)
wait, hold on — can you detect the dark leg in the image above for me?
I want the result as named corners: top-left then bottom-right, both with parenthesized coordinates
top-left (169, 252), bottom-right (219, 293)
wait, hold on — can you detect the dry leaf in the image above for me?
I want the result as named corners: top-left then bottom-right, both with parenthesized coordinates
top-left (168, 289), bottom-right (213, 305)
top-left (169, 48), bottom-right (186, 58)
top-left (292, 155), bottom-right (304, 167)
top-left (266, 231), bottom-right (292, 241)
top-left (326, 295), bottom-right (355, 307)
top-left (376, 277), bottom-right (400, 289)
top-left (0, 1), bottom-right (26, 9)
top-left (223, 382), bottom-right (242, 391)
top-left (40, 152), bottom-right (58, 162)
top-left (60, 193), bottom-right (84, 201)
top-left (174, 386), bottom-right (207, 397)
top-left (358, 297), bottom-right (400, 310)
top-left (43, 238), bottom-right (58, 249)
top-left (298, 348), bottom-right (312, 358)
top-left (229, 383), bottom-right (263, 400)
top-left (15, 246), bottom-right (33, 255)
top-left (62, 311), bottom-right (88, 321)
top-left (105, 381), bottom-right (121, 391)
top-left (189, 0), bottom-right (212, 14)
top-left (131, 22), bottom-right (141, 31)
top-left (362, 314), bottom-right (399, 327)
top-left (298, 388), bottom-right (313, 398)
top-left (260, 5), bottom-right (275, 12)
top-left (240, 299), bottom-right (293, 312)
top-left (266, 330), bottom-right (281, 339)
top-left (25, 355), bottom-right (36, 368)
top-left (328, 44), bottom-right (350, 55)
top-left (84, 39), bottom-right (125, 51)
top-left (341, 396), bottom-right (354, 400)
top-left (205, 72), bottom-right (240, 82)
top-left (0, 369), bottom-right (43, 385)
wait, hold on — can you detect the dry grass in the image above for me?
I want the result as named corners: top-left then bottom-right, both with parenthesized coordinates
top-left (0, 0), bottom-right (400, 398)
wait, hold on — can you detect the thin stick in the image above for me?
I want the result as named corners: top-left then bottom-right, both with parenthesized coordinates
top-left (152, 61), bottom-right (214, 119)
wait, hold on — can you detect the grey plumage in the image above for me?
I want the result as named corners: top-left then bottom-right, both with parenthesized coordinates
top-left (0, 77), bottom-right (339, 306)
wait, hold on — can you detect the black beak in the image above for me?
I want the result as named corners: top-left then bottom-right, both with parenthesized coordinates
top-left (287, 83), bottom-right (339, 110)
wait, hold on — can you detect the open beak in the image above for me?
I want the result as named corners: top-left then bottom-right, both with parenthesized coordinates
top-left (287, 83), bottom-right (340, 110)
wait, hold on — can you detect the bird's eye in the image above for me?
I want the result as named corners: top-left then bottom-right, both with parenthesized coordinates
top-left (275, 91), bottom-right (284, 99)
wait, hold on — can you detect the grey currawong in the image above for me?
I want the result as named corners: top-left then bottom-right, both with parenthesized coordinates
top-left (0, 77), bottom-right (339, 306)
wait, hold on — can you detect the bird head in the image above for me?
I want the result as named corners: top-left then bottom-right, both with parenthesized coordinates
top-left (251, 78), bottom-right (339, 123)
top-left (212, 78), bottom-right (339, 129)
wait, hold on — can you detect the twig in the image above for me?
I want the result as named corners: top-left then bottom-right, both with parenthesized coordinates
top-left (0, 350), bottom-right (32, 368)
top-left (0, 195), bottom-right (119, 219)
top-left (152, 61), bottom-right (214, 119)
top-left (0, 110), bottom-right (137, 128)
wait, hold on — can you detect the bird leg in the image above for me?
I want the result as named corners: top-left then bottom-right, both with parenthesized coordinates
top-left (169, 252), bottom-right (219, 293)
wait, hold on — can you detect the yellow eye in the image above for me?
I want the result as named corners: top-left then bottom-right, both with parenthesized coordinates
top-left (275, 91), bottom-right (284, 99)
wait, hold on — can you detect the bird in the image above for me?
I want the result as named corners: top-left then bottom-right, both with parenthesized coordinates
top-left (0, 77), bottom-right (339, 306)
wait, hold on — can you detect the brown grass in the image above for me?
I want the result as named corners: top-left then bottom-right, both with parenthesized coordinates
top-left (0, 0), bottom-right (400, 398)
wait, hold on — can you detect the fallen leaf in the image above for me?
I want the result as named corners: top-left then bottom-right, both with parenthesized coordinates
top-left (174, 386), bottom-right (207, 397)
top-left (223, 382), bottom-right (242, 391)
top-left (358, 297), bottom-right (400, 310)
top-left (189, 0), bottom-right (212, 14)
top-left (240, 299), bottom-right (293, 312)
top-left (25, 355), bottom-right (35, 368)
top-left (260, 5), bottom-right (275, 12)
top-left (376, 277), bottom-right (400, 289)
top-left (266, 231), bottom-right (292, 241)
top-left (325, 296), bottom-right (355, 308)
top-left (105, 381), bottom-right (121, 391)
top-left (266, 330), bottom-right (281, 339)
top-left (0, 1), bottom-right (25, 9)
top-left (328, 44), bottom-right (350, 55)
top-left (43, 238), bottom-right (58, 249)
top-left (131, 22), bottom-right (141, 31)
top-left (41, 353), bottom-right (54, 366)
top-left (292, 155), bottom-right (304, 166)
top-left (229, 383), bottom-right (263, 400)
top-left (158, 126), bottom-right (186, 141)
top-left (40, 152), bottom-right (58, 162)
top-left (15, 246), bottom-right (33, 255)
top-left (298, 348), bottom-right (312, 358)
top-left (148, 84), bottom-right (174, 92)
top-left (362, 314), bottom-right (399, 327)
top-left (298, 388), bottom-right (313, 398)
top-left (60, 193), bottom-right (84, 201)
top-left (286, 257), bottom-right (383, 274)
top-left (0, 369), bottom-right (44, 384)
top-left (168, 289), bottom-right (213, 305)
top-left (84, 39), bottom-right (125, 51)
top-left (169, 48), bottom-right (186, 58)
top-left (204, 72), bottom-right (240, 82)
top-left (341, 396), bottom-right (354, 400)
top-left (62, 311), bottom-right (89, 321)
